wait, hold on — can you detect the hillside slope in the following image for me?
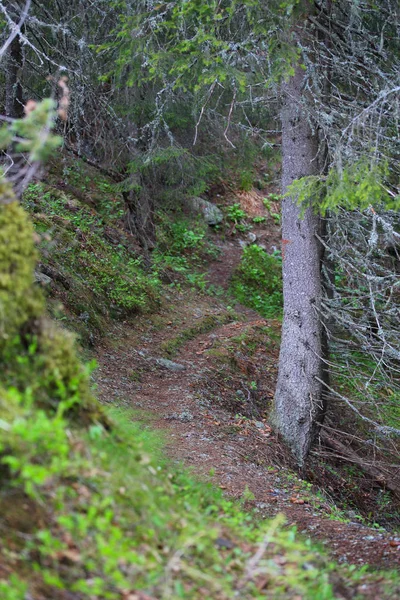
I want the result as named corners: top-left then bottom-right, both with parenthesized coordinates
top-left (1, 161), bottom-right (399, 599)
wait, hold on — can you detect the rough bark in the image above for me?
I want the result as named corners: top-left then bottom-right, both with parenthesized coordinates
top-left (123, 183), bottom-right (156, 269)
top-left (5, 33), bottom-right (24, 119)
top-left (273, 63), bottom-right (324, 465)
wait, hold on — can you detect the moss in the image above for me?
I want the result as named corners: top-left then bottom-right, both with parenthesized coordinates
top-left (0, 193), bottom-right (44, 352)
top-left (0, 185), bottom-right (102, 424)
top-left (37, 320), bottom-right (101, 421)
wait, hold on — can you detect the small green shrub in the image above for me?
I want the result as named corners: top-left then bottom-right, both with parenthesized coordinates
top-left (239, 169), bottom-right (254, 191)
top-left (263, 194), bottom-right (282, 224)
top-left (224, 203), bottom-right (253, 234)
top-left (226, 203), bottom-right (247, 224)
top-left (154, 214), bottom-right (218, 286)
top-left (231, 245), bottom-right (282, 317)
top-left (156, 215), bottom-right (209, 257)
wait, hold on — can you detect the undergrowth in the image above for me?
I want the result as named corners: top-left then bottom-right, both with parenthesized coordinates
top-left (160, 311), bottom-right (235, 357)
top-left (154, 212), bottom-right (219, 283)
top-left (230, 245), bottom-right (283, 318)
top-left (22, 177), bottom-right (161, 342)
top-left (0, 391), bottom-right (346, 600)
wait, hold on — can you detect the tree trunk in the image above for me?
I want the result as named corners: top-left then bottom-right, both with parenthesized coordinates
top-left (273, 63), bottom-right (324, 465)
top-left (123, 180), bottom-right (156, 269)
top-left (5, 33), bottom-right (24, 119)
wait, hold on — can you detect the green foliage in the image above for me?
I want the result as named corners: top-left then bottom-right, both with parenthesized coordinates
top-left (0, 191), bottom-right (44, 353)
top-left (2, 379), bottom-right (397, 598)
top-left (125, 144), bottom-right (222, 212)
top-left (22, 181), bottom-right (161, 335)
top-left (231, 245), bottom-right (283, 317)
top-left (225, 203), bottom-right (253, 233)
top-left (289, 161), bottom-right (399, 215)
top-left (239, 169), bottom-right (254, 192)
top-left (1, 386), bottom-right (340, 599)
top-left (262, 194), bottom-right (282, 225)
top-left (226, 202), bottom-right (247, 223)
top-left (154, 214), bottom-right (218, 285)
top-left (0, 576), bottom-right (27, 600)
top-left (96, 0), bottom-right (303, 159)
top-left (0, 99), bottom-right (61, 162)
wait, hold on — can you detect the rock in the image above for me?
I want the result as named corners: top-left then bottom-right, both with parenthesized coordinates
top-left (78, 312), bottom-right (90, 322)
top-left (215, 537), bottom-right (235, 549)
top-left (156, 358), bottom-right (186, 372)
top-left (166, 410), bottom-right (193, 422)
top-left (34, 270), bottom-right (52, 286)
top-left (238, 233), bottom-right (257, 249)
top-left (185, 197), bottom-right (223, 226)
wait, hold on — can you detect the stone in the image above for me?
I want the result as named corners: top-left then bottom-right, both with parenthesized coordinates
top-left (166, 410), bottom-right (193, 422)
top-left (34, 270), bottom-right (52, 286)
top-left (156, 358), bottom-right (186, 372)
top-left (185, 197), bottom-right (223, 226)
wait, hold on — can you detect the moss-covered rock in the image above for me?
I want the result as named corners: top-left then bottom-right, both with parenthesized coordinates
top-left (0, 190), bottom-right (44, 352)
top-left (37, 319), bottom-right (102, 421)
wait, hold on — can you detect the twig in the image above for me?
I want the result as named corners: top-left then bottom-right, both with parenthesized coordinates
top-left (0, 0), bottom-right (31, 58)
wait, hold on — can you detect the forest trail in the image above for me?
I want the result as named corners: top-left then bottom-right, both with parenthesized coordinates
top-left (95, 237), bottom-right (400, 577)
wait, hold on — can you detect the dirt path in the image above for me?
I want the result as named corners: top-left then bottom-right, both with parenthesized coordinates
top-left (95, 240), bottom-right (400, 575)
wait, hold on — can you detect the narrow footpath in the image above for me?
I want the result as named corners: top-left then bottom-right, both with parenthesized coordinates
top-left (95, 239), bottom-right (400, 581)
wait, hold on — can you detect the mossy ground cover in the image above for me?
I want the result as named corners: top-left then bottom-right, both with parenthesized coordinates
top-left (0, 393), bottom-right (354, 600)
top-left (22, 163), bottom-right (161, 343)
top-left (230, 245), bottom-right (283, 318)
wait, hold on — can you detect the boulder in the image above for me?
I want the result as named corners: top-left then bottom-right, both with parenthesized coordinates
top-left (34, 270), bottom-right (52, 286)
top-left (156, 358), bottom-right (186, 372)
top-left (186, 197), bottom-right (223, 226)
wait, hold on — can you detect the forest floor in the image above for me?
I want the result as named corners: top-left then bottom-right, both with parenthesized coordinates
top-left (94, 232), bottom-right (400, 585)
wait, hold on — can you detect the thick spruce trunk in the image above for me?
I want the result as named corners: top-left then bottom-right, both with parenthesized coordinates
top-left (273, 64), bottom-right (324, 465)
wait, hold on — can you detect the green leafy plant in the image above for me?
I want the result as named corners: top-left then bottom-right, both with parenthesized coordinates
top-left (230, 245), bottom-right (282, 317)
top-left (239, 169), bottom-right (254, 191)
top-left (225, 203), bottom-right (253, 233)
top-left (289, 160), bottom-right (399, 215)
top-left (0, 99), bottom-right (62, 163)
top-left (226, 203), bottom-right (247, 223)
